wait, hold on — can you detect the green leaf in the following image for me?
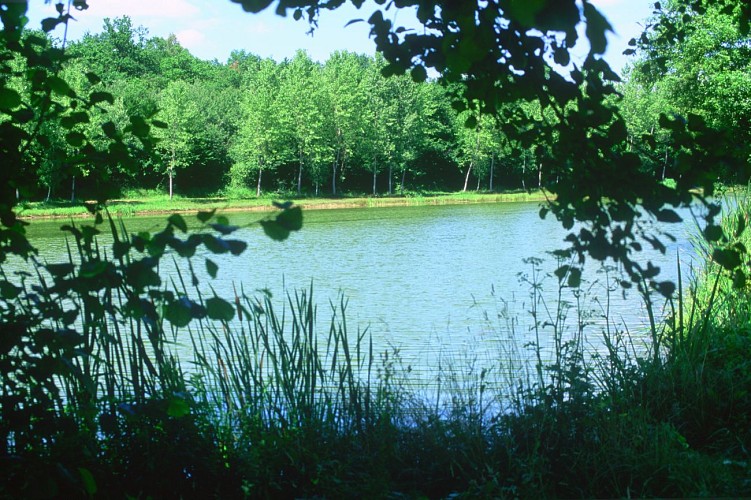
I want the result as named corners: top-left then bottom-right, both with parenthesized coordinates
top-left (46, 263), bottom-right (75, 278)
top-left (260, 220), bottom-right (287, 241)
top-left (85, 72), bottom-right (101, 85)
top-left (61, 112), bottom-right (89, 129)
top-left (128, 115), bottom-right (150, 138)
top-left (167, 396), bottom-right (190, 418)
top-left (554, 265), bottom-right (569, 281)
top-left (65, 131), bottom-right (85, 147)
top-left (277, 206), bottom-right (303, 231)
top-left (41, 16), bottom-right (64, 32)
top-left (654, 209), bottom-right (682, 223)
top-left (583, 2), bottom-right (612, 55)
top-left (206, 296), bottom-right (235, 321)
top-left (410, 65), bottom-right (428, 82)
top-left (165, 299), bottom-right (193, 327)
top-left (704, 224), bottom-right (724, 243)
top-left (0, 280), bottom-right (21, 299)
top-left (48, 75), bottom-right (73, 97)
top-left (78, 467), bottom-right (97, 495)
top-left (713, 248), bottom-right (742, 271)
top-left (125, 259), bottom-right (161, 290)
top-left (168, 213), bottom-right (188, 233)
top-left (197, 209), bottom-right (216, 223)
top-left (206, 258), bottom-right (218, 279)
top-left (654, 280), bottom-right (676, 298)
top-left (101, 121), bottom-right (118, 139)
top-left (0, 87), bottom-right (21, 111)
top-left (89, 91), bottom-right (114, 105)
top-left (210, 223), bottom-right (238, 235)
top-left (272, 201), bottom-right (293, 210)
top-left (736, 214), bottom-right (746, 239)
top-left (732, 269), bottom-right (747, 289)
top-left (226, 240), bottom-right (247, 256)
top-left (567, 267), bottom-right (582, 288)
top-left (203, 234), bottom-right (229, 254)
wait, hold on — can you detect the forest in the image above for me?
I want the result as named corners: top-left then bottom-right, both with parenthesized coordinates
top-left (16, 6), bottom-right (751, 203)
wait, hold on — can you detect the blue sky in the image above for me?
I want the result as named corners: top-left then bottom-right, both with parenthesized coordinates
top-left (27, 0), bottom-right (655, 73)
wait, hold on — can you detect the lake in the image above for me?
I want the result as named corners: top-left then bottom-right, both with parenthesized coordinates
top-left (18, 201), bottom-right (701, 384)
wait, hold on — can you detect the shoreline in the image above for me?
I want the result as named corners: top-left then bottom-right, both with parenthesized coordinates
top-left (16, 191), bottom-right (551, 221)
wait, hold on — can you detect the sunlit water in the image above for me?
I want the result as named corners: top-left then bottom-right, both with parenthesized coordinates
top-left (15, 201), bottom-right (703, 386)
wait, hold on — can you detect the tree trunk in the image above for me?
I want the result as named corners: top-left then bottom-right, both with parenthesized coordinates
top-left (256, 167), bottom-right (263, 197)
top-left (400, 168), bottom-right (406, 195)
top-left (46, 185), bottom-right (51, 203)
top-left (170, 148), bottom-right (175, 200)
top-left (662, 148), bottom-right (668, 180)
top-left (489, 154), bottom-right (495, 191)
top-left (297, 151), bottom-right (303, 196)
top-left (71, 175), bottom-right (76, 202)
top-left (476, 173), bottom-right (481, 191)
top-left (521, 156), bottom-right (526, 191)
top-left (538, 162), bottom-right (542, 189)
top-left (388, 164), bottom-right (393, 195)
top-left (372, 155), bottom-right (377, 196)
top-left (332, 149), bottom-right (340, 196)
top-left (462, 161), bottom-right (474, 192)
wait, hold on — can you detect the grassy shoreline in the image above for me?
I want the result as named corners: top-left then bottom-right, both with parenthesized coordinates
top-left (16, 190), bottom-right (551, 220)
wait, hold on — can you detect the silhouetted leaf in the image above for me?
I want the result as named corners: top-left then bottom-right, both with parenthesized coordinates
top-left (210, 223), bottom-right (238, 235)
top-left (704, 224), bottom-right (724, 242)
top-left (713, 248), bottom-right (741, 270)
top-left (206, 296), bottom-right (235, 321)
top-left (732, 269), bottom-right (747, 289)
top-left (0, 280), bottom-right (20, 299)
top-left (206, 258), bottom-right (218, 279)
top-left (197, 209), bottom-right (216, 223)
top-left (0, 88), bottom-right (21, 111)
top-left (168, 213), bottom-right (187, 233)
top-left (165, 298), bottom-right (193, 327)
top-left (567, 267), bottom-right (582, 288)
top-left (654, 280), bottom-right (676, 298)
top-left (89, 91), bottom-right (114, 105)
top-left (226, 240), bottom-right (247, 256)
top-left (655, 209), bottom-right (682, 223)
top-left (260, 220), bottom-right (289, 241)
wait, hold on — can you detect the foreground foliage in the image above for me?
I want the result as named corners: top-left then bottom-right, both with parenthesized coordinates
top-left (2, 1), bottom-right (751, 498)
top-left (2, 200), bottom-right (751, 498)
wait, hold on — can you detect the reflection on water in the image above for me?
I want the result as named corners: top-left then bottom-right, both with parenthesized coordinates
top-left (13, 202), bottom-right (701, 383)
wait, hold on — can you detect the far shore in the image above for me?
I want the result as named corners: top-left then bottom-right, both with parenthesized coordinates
top-left (17, 190), bottom-right (552, 220)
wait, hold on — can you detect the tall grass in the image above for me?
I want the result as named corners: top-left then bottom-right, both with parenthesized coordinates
top-left (1, 198), bottom-right (750, 497)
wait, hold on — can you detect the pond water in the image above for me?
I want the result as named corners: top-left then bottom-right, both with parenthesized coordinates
top-left (17, 201), bottom-right (702, 384)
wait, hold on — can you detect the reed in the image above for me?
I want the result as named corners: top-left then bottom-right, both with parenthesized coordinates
top-left (1, 199), bottom-right (750, 497)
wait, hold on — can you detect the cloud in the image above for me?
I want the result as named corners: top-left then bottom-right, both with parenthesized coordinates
top-left (244, 21), bottom-right (274, 35)
top-left (87, 0), bottom-right (200, 19)
top-left (175, 28), bottom-right (206, 49)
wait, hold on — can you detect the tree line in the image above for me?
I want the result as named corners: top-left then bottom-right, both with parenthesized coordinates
top-left (9, 17), bottom-right (524, 200)
top-left (18, 3), bottom-right (751, 211)
top-left (21, 5), bottom-right (751, 204)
